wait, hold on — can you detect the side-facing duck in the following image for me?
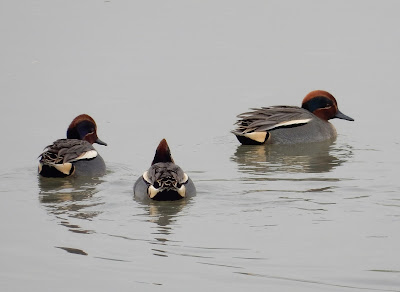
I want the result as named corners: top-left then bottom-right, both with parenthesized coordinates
top-left (38, 114), bottom-right (107, 177)
top-left (134, 139), bottom-right (196, 201)
top-left (232, 90), bottom-right (354, 145)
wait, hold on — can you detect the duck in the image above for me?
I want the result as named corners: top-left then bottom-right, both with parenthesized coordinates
top-left (134, 139), bottom-right (196, 201)
top-left (232, 90), bottom-right (354, 145)
top-left (38, 114), bottom-right (107, 177)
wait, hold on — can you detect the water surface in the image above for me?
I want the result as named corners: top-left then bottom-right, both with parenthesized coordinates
top-left (1, 1), bottom-right (400, 291)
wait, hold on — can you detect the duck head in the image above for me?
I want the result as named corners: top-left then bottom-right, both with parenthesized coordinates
top-left (301, 90), bottom-right (354, 121)
top-left (151, 138), bottom-right (174, 165)
top-left (143, 139), bottom-right (189, 201)
top-left (66, 114), bottom-right (107, 146)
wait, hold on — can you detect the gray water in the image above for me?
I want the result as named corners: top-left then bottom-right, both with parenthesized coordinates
top-left (1, 1), bottom-right (400, 291)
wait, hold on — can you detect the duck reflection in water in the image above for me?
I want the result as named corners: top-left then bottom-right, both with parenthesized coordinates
top-left (135, 199), bottom-right (190, 237)
top-left (232, 140), bottom-right (353, 174)
top-left (38, 176), bottom-right (104, 233)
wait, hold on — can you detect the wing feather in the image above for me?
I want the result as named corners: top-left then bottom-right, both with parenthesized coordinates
top-left (39, 139), bottom-right (97, 165)
top-left (233, 106), bottom-right (314, 135)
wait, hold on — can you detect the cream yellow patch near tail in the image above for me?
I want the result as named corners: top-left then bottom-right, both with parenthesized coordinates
top-left (54, 163), bottom-right (74, 175)
top-left (244, 131), bottom-right (268, 143)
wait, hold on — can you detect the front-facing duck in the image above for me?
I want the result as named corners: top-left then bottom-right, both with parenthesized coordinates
top-left (134, 139), bottom-right (196, 201)
top-left (38, 114), bottom-right (107, 177)
top-left (232, 90), bottom-right (354, 145)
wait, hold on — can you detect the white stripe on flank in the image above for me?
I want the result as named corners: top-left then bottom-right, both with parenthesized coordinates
top-left (73, 150), bottom-right (98, 162)
top-left (143, 171), bottom-right (151, 184)
top-left (273, 118), bottom-right (312, 128)
top-left (181, 173), bottom-right (188, 184)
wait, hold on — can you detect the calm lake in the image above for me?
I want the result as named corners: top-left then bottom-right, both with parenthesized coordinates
top-left (1, 1), bottom-right (400, 291)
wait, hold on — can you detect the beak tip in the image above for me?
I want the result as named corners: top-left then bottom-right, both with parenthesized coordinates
top-left (335, 110), bottom-right (354, 121)
top-left (95, 138), bottom-right (107, 146)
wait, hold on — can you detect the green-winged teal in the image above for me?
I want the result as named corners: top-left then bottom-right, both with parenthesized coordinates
top-left (134, 139), bottom-right (196, 201)
top-left (38, 114), bottom-right (107, 177)
top-left (232, 90), bottom-right (354, 145)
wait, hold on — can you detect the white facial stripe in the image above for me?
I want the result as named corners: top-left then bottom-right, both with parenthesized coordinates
top-left (244, 131), bottom-right (267, 143)
top-left (274, 118), bottom-right (312, 128)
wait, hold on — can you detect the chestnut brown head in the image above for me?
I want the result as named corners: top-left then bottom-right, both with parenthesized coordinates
top-left (66, 114), bottom-right (107, 145)
top-left (302, 90), bottom-right (354, 121)
top-left (151, 139), bottom-right (174, 165)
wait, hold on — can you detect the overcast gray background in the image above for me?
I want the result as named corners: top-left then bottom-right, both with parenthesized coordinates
top-left (1, 1), bottom-right (399, 291)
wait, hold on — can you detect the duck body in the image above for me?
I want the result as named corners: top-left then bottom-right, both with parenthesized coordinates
top-left (38, 114), bottom-right (107, 178)
top-left (134, 139), bottom-right (196, 201)
top-left (232, 90), bottom-right (354, 145)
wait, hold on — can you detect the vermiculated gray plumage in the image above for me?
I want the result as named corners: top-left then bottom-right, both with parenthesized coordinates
top-left (146, 162), bottom-right (186, 188)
